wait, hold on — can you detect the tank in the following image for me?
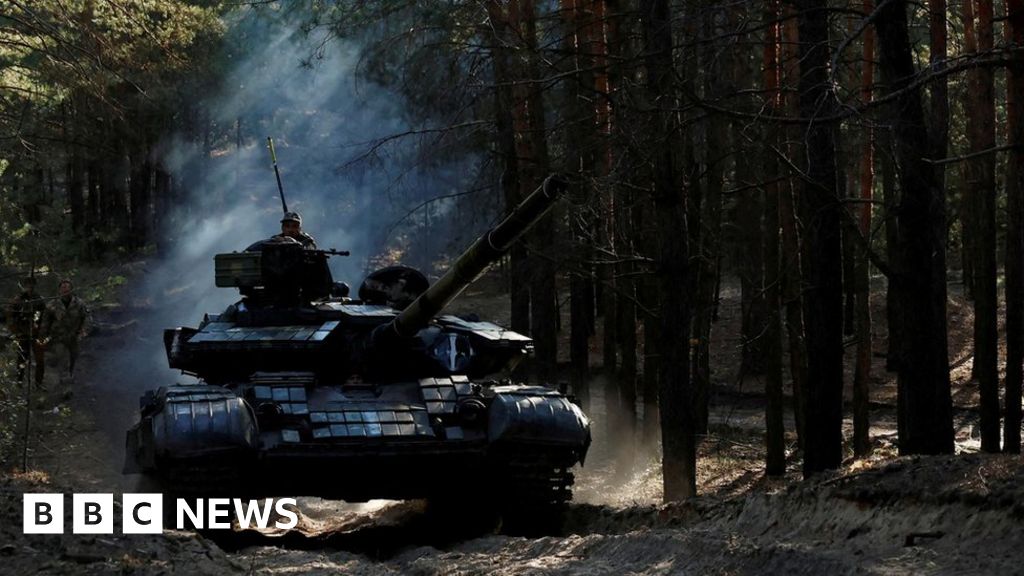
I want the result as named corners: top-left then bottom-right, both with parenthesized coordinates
top-left (124, 175), bottom-right (590, 513)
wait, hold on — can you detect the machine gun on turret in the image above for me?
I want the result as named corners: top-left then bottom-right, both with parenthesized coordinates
top-left (215, 241), bottom-right (351, 307)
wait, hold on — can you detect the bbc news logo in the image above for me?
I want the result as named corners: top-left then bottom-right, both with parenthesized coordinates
top-left (23, 494), bottom-right (298, 534)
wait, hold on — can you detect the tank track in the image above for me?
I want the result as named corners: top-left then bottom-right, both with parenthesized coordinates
top-left (491, 446), bottom-right (579, 505)
top-left (488, 450), bottom-right (577, 534)
top-left (499, 459), bottom-right (575, 506)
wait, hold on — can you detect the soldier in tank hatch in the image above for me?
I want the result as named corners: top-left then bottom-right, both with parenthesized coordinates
top-left (273, 211), bottom-right (317, 249)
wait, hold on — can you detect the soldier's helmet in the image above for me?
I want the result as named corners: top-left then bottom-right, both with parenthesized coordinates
top-left (281, 211), bottom-right (302, 224)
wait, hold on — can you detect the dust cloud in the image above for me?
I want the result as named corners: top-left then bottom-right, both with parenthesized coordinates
top-left (86, 6), bottom-right (489, 482)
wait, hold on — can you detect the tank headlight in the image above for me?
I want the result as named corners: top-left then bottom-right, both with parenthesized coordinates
top-left (457, 398), bottom-right (487, 427)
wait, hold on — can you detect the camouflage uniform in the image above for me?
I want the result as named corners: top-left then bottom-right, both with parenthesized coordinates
top-left (6, 289), bottom-right (45, 385)
top-left (41, 294), bottom-right (90, 376)
top-left (271, 231), bottom-right (317, 249)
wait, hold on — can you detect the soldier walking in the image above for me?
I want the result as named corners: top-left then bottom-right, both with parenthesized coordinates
top-left (41, 279), bottom-right (90, 387)
top-left (6, 276), bottom-right (46, 387)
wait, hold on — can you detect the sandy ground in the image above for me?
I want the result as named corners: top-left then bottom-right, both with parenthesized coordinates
top-left (1, 266), bottom-right (1022, 574)
top-left (3, 453), bottom-right (1023, 575)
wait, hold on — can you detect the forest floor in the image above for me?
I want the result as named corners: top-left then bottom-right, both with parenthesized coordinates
top-left (0, 262), bottom-right (1021, 575)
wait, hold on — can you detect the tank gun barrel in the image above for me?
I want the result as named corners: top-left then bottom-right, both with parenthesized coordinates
top-left (384, 174), bottom-right (568, 339)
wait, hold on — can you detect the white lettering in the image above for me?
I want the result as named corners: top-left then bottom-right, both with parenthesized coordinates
top-left (176, 499), bottom-right (203, 530)
top-left (232, 499), bottom-right (273, 529)
top-left (274, 498), bottom-right (298, 529)
top-left (207, 498), bottom-right (231, 529)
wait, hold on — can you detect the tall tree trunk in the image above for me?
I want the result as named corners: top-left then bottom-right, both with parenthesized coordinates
top-left (513, 0), bottom-right (558, 384)
top-left (129, 148), bottom-right (152, 249)
top-left (611, 0), bottom-right (638, 447)
top-left (796, 0), bottom-right (844, 477)
top-left (103, 142), bottom-right (130, 245)
top-left (487, 0), bottom-right (530, 338)
top-left (781, 6), bottom-right (808, 449)
top-left (882, 135), bottom-right (901, 375)
top-left (693, 1), bottom-right (726, 436)
top-left (736, 4), bottom-right (765, 378)
top-left (641, 0), bottom-right (694, 501)
top-left (600, 204), bottom-right (619, 429)
top-left (965, 0), bottom-right (1001, 452)
top-left (842, 167), bottom-right (856, 337)
top-left (875, 0), bottom-right (955, 455)
top-left (602, 0), bottom-right (638, 449)
top-left (738, 150), bottom-right (766, 378)
top-left (930, 0), bottom-right (949, 176)
top-left (85, 161), bottom-right (100, 237)
top-left (67, 155), bottom-right (85, 235)
top-left (962, 0), bottom-right (978, 301)
top-left (616, 190), bottom-right (638, 463)
top-left (734, 0), bottom-right (765, 381)
top-left (587, 0), bottom-right (621, 434)
top-left (640, 199), bottom-right (661, 445)
top-left (1005, 0), bottom-right (1024, 453)
top-left (63, 97), bottom-right (84, 235)
top-left (853, 0), bottom-right (876, 458)
top-left (561, 0), bottom-right (597, 411)
top-left (153, 166), bottom-right (171, 257)
top-left (763, 0), bottom-right (785, 476)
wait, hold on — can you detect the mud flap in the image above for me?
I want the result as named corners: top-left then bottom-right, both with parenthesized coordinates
top-left (487, 385), bottom-right (591, 456)
top-left (124, 417), bottom-right (160, 474)
top-left (146, 385), bottom-right (258, 460)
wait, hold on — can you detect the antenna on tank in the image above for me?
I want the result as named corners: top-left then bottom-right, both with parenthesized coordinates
top-left (267, 136), bottom-right (288, 213)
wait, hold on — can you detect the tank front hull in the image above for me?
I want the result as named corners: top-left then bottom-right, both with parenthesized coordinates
top-left (126, 380), bottom-right (590, 505)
